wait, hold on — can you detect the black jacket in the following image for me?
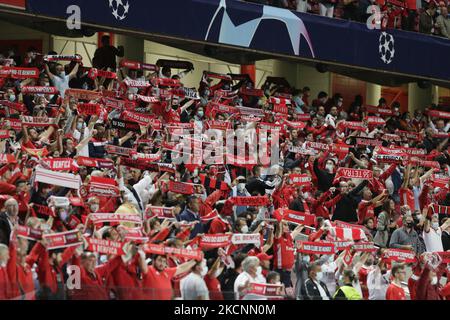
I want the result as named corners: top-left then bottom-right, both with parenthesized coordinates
top-left (442, 231), bottom-right (450, 251)
top-left (313, 159), bottom-right (335, 192)
top-left (0, 212), bottom-right (12, 245)
top-left (331, 180), bottom-right (368, 222)
top-left (300, 277), bottom-right (332, 300)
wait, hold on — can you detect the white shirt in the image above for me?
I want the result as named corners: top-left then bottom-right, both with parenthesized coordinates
top-left (52, 73), bottom-right (70, 98)
top-left (234, 271), bottom-right (266, 300)
top-left (180, 272), bottom-right (209, 300)
top-left (367, 267), bottom-right (391, 300)
top-left (423, 227), bottom-right (443, 252)
top-left (312, 279), bottom-right (330, 300)
top-left (321, 260), bottom-right (337, 296)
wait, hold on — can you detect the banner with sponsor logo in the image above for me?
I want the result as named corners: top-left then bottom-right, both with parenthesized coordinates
top-left (76, 156), bottom-right (114, 170)
top-left (230, 196), bottom-right (269, 207)
top-left (16, 225), bottom-right (43, 241)
top-left (200, 234), bottom-right (232, 249)
top-left (43, 230), bottom-right (82, 250)
top-left (143, 243), bottom-right (203, 261)
top-left (231, 233), bottom-right (261, 246)
top-left (105, 144), bottom-right (134, 157)
top-left (382, 248), bottom-right (417, 263)
top-left (145, 206), bottom-right (175, 220)
top-left (41, 158), bottom-right (78, 172)
top-left (87, 176), bottom-right (120, 198)
top-left (334, 167), bottom-right (373, 183)
top-left (352, 242), bottom-right (377, 253)
top-left (243, 283), bottom-right (284, 300)
top-left (297, 241), bottom-right (336, 255)
top-left (0, 67), bottom-right (39, 79)
top-left (88, 213), bottom-right (143, 225)
top-left (289, 173), bottom-right (312, 186)
top-left (356, 137), bottom-right (383, 147)
top-left (281, 209), bottom-right (316, 226)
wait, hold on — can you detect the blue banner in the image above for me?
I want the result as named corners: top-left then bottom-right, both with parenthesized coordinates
top-left (26, 0), bottom-right (450, 82)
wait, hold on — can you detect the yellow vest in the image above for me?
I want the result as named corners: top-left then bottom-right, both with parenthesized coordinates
top-left (334, 285), bottom-right (362, 300)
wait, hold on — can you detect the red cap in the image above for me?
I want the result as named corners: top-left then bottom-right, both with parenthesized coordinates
top-left (256, 252), bottom-right (273, 261)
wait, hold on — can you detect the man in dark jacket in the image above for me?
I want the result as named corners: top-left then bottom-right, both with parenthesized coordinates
top-left (300, 262), bottom-right (332, 300)
top-left (0, 198), bottom-right (19, 245)
top-left (419, 2), bottom-right (437, 34)
top-left (177, 196), bottom-right (206, 239)
top-left (313, 158), bottom-right (336, 192)
top-left (92, 35), bottom-right (124, 71)
top-left (331, 180), bottom-right (368, 222)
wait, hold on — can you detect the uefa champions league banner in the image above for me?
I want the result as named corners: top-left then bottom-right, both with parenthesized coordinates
top-left (26, 0), bottom-right (450, 81)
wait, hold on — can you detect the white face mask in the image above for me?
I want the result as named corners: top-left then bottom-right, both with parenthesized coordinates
top-left (257, 266), bottom-right (262, 275)
top-left (9, 95), bottom-right (15, 102)
top-left (241, 225), bottom-right (249, 234)
top-left (302, 255), bottom-right (310, 263)
top-left (432, 222), bottom-right (439, 230)
top-left (214, 267), bottom-right (224, 278)
top-left (237, 183), bottom-right (246, 192)
top-left (316, 271), bottom-right (323, 281)
top-left (325, 164), bottom-right (334, 172)
top-left (431, 276), bottom-right (438, 286)
top-left (200, 260), bottom-right (208, 277)
top-left (90, 204), bottom-right (99, 212)
top-left (128, 94), bottom-right (135, 101)
top-left (59, 210), bottom-right (68, 221)
top-left (416, 214), bottom-right (422, 221)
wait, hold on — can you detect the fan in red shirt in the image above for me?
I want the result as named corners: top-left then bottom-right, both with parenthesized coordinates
top-left (386, 264), bottom-right (407, 300)
top-left (357, 188), bottom-right (388, 225)
top-left (141, 253), bottom-right (200, 300)
top-left (69, 252), bottom-right (122, 300)
top-left (203, 257), bottom-right (224, 300)
top-left (273, 220), bottom-right (304, 287)
top-left (358, 254), bottom-right (375, 300)
top-left (109, 248), bottom-right (147, 300)
top-left (208, 203), bottom-right (232, 234)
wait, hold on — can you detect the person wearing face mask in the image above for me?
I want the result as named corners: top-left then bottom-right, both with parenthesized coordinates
top-left (180, 259), bottom-right (210, 300)
top-left (423, 214), bottom-right (446, 252)
top-left (389, 213), bottom-right (424, 255)
top-left (367, 258), bottom-right (391, 300)
top-left (333, 269), bottom-right (362, 300)
top-left (44, 61), bottom-right (80, 99)
top-left (209, 201), bottom-right (232, 234)
top-left (234, 256), bottom-right (267, 300)
top-left (230, 176), bottom-right (251, 218)
top-left (300, 262), bottom-right (331, 300)
top-left (312, 155), bottom-right (336, 192)
top-left (415, 254), bottom-right (444, 300)
top-left (273, 221), bottom-right (304, 288)
top-left (0, 198), bottom-right (19, 245)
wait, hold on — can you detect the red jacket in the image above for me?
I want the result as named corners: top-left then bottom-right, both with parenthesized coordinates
top-left (70, 255), bottom-right (122, 300)
top-left (415, 265), bottom-right (442, 300)
top-left (109, 254), bottom-right (144, 300)
top-left (34, 242), bottom-right (77, 296)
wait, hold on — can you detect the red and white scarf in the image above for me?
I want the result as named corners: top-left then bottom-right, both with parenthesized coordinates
top-left (34, 167), bottom-right (81, 189)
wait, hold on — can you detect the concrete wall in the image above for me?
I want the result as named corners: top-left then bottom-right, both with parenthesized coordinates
top-left (0, 20), bottom-right (51, 54)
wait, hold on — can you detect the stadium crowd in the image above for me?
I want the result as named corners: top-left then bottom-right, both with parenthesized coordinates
top-left (245, 0), bottom-right (450, 39)
top-left (0, 36), bottom-right (449, 300)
